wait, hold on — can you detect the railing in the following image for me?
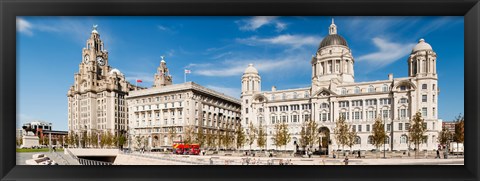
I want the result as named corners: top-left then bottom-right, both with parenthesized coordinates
top-left (65, 148), bottom-right (113, 165)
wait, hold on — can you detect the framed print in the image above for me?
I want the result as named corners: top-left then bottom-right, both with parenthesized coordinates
top-left (1, 0), bottom-right (479, 181)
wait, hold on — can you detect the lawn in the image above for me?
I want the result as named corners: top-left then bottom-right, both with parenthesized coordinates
top-left (16, 148), bottom-right (64, 153)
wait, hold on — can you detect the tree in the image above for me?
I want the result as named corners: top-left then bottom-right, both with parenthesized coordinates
top-left (371, 116), bottom-right (386, 152)
top-left (216, 131), bottom-right (224, 150)
top-left (299, 120), bottom-right (320, 151)
top-left (134, 136), bottom-right (142, 150)
top-left (438, 127), bottom-right (452, 146)
top-left (273, 122), bottom-right (291, 151)
top-left (118, 134), bottom-right (127, 149)
top-left (333, 116), bottom-right (350, 151)
top-left (408, 112), bottom-right (427, 159)
top-left (223, 131), bottom-right (234, 149)
top-left (105, 131), bottom-right (114, 148)
top-left (196, 127), bottom-right (206, 149)
top-left (235, 125), bottom-right (246, 150)
top-left (346, 128), bottom-right (357, 152)
top-left (16, 137), bottom-right (23, 147)
top-left (256, 125), bottom-right (267, 150)
top-left (73, 133), bottom-right (79, 148)
top-left (183, 126), bottom-right (195, 145)
top-left (168, 127), bottom-right (177, 145)
top-left (205, 131), bottom-right (215, 150)
top-left (247, 122), bottom-right (257, 150)
top-left (454, 114), bottom-right (464, 144)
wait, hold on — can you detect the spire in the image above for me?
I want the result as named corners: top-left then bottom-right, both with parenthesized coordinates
top-left (92, 24), bottom-right (99, 34)
top-left (160, 55), bottom-right (165, 63)
top-left (329, 18), bottom-right (337, 35)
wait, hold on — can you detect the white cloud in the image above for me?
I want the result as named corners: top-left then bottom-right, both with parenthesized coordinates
top-left (16, 18), bottom-right (33, 36)
top-left (237, 16), bottom-right (287, 31)
top-left (237, 34), bottom-right (322, 48)
top-left (189, 55), bottom-right (307, 77)
top-left (357, 37), bottom-right (416, 67)
top-left (124, 72), bottom-right (155, 85)
top-left (205, 85), bottom-right (241, 98)
top-left (157, 25), bottom-right (169, 31)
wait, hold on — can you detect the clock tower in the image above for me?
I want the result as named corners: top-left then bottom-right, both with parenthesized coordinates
top-left (67, 25), bottom-right (138, 145)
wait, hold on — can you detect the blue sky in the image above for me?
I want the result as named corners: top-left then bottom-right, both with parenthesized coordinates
top-left (17, 16), bottom-right (464, 131)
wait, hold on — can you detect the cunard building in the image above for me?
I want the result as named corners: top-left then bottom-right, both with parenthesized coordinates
top-left (126, 58), bottom-right (241, 149)
top-left (241, 20), bottom-right (443, 152)
top-left (67, 26), bottom-right (140, 137)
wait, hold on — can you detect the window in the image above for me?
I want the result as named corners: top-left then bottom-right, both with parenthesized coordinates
top-left (422, 107), bottom-right (427, 117)
top-left (352, 125), bottom-right (356, 132)
top-left (246, 108), bottom-right (248, 114)
top-left (433, 95), bottom-right (436, 103)
top-left (368, 85), bottom-right (375, 93)
top-left (321, 113), bottom-right (327, 122)
top-left (384, 136), bottom-right (390, 144)
top-left (422, 84), bottom-right (427, 90)
top-left (366, 125), bottom-right (370, 132)
top-left (422, 95), bottom-right (427, 102)
top-left (382, 110), bottom-right (389, 119)
top-left (355, 136), bottom-right (361, 144)
top-left (341, 88), bottom-right (346, 95)
top-left (354, 111), bottom-right (360, 120)
top-left (387, 124), bottom-right (391, 131)
top-left (400, 109), bottom-right (407, 118)
top-left (400, 86), bottom-right (406, 91)
top-left (423, 123), bottom-right (427, 130)
top-left (358, 125), bottom-right (362, 132)
top-left (405, 123), bottom-right (410, 130)
top-left (352, 100), bottom-right (362, 107)
top-left (433, 108), bottom-right (436, 117)
top-left (304, 91), bottom-right (309, 98)
top-left (354, 87), bottom-right (360, 94)
top-left (339, 101), bottom-right (349, 108)
top-left (400, 98), bottom-right (408, 104)
top-left (382, 84), bottom-right (388, 92)
top-left (245, 118), bottom-right (249, 124)
top-left (368, 136), bottom-right (373, 144)
top-left (399, 123), bottom-right (403, 131)
top-left (400, 135), bottom-right (408, 144)
top-left (433, 84), bottom-right (436, 91)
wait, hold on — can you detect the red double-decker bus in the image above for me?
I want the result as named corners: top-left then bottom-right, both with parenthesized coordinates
top-left (173, 142), bottom-right (201, 155)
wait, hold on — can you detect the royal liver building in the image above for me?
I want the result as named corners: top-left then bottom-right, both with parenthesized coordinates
top-left (241, 20), bottom-right (442, 152)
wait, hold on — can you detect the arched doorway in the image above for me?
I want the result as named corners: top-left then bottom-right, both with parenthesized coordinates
top-left (318, 127), bottom-right (330, 156)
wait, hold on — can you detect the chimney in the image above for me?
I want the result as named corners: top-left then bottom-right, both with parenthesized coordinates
top-left (271, 86), bottom-right (276, 92)
top-left (388, 73), bottom-right (393, 81)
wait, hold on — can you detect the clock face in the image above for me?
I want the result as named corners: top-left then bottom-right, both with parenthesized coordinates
top-left (97, 57), bottom-right (105, 66)
top-left (83, 55), bottom-right (89, 63)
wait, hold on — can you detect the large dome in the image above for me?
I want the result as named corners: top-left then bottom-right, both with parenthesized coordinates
top-left (244, 64), bottom-right (258, 74)
top-left (412, 38), bottom-right (433, 52)
top-left (319, 34), bottom-right (349, 49)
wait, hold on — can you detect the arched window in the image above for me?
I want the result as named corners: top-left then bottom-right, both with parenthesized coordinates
top-left (382, 84), bottom-right (388, 92)
top-left (400, 135), bottom-right (408, 144)
top-left (341, 88), bottom-right (347, 95)
top-left (304, 91), bottom-right (309, 98)
top-left (384, 136), bottom-right (390, 144)
top-left (368, 85), bottom-right (375, 93)
top-left (355, 136), bottom-right (361, 144)
top-left (354, 87), bottom-right (360, 94)
top-left (367, 136), bottom-right (373, 144)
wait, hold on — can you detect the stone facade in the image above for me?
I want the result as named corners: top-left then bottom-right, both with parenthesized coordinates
top-left (126, 60), bottom-right (241, 149)
top-left (241, 20), bottom-right (442, 152)
top-left (67, 26), bottom-right (140, 136)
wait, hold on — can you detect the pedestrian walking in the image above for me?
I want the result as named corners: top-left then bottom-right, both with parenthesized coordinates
top-left (436, 149), bottom-right (440, 159)
top-left (343, 156), bottom-right (349, 165)
top-left (357, 151), bottom-right (361, 158)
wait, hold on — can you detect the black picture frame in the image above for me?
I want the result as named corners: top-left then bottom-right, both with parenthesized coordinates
top-left (1, 0), bottom-right (479, 180)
